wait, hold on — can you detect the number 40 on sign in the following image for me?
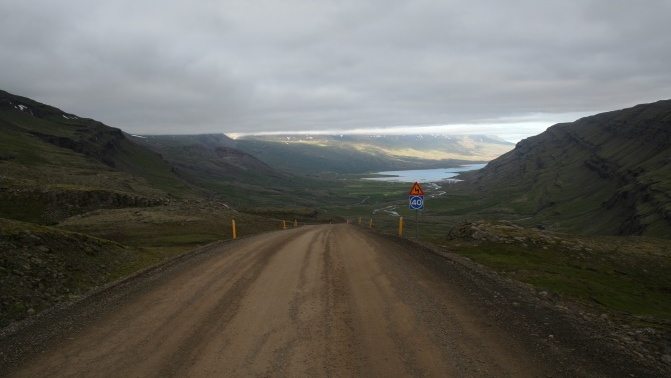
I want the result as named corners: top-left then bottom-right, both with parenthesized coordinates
top-left (409, 196), bottom-right (423, 209)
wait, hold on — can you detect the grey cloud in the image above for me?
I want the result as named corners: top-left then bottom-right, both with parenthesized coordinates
top-left (1, 0), bottom-right (670, 138)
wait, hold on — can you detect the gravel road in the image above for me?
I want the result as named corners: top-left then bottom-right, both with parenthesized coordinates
top-left (0, 224), bottom-right (664, 377)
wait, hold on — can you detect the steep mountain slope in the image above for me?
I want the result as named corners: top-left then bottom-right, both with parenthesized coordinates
top-left (136, 134), bottom-right (287, 189)
top-left (465, 100), bottom-right (671, 237)
top-left (0, 90), bottom-right (196, 223)
top-left (134, 134), bottom-right (334, 207)
top-left (233, 134), bottom-right (512, 174)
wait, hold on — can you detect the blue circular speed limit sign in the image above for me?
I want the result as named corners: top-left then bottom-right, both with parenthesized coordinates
top-left (409, 195), bottom-right (424, 210)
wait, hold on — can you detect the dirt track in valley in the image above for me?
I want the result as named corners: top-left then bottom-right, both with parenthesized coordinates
top-left (1, 224), bottom-right (663, 377)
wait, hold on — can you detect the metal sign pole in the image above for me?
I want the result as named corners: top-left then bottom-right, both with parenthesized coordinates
top-left (415, 209), bottom-right (419, 239)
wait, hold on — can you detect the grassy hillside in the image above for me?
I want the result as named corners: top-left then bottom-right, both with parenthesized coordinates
top-left (233, 134), bottom-right (511, 174)
top-left (136, 134), bottom-right (292, 195)
top-left (0, 90), bottom-right (195, 223)
top-left (444, 100), bottom-right (671, 238)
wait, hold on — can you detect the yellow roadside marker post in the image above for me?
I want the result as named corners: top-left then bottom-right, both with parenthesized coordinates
top-left (282, 220), bottom-right (287, 230)
top-left (232, 219), bottom-right (237, 240)
top-left (369, 218), bottom-right (373, 228)
top-left (294, 219), bottom-right (298, 227)
top-left (398, 216), bottom-right (404, 237)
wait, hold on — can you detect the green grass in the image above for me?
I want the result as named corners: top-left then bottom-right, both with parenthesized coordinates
top-left (56, 204), bottom-right (287, 249)
top-left (453, 240), bottom-right (671, 322)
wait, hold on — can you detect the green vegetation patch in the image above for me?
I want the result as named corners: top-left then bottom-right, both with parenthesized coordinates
top-left (57, 204), bottom-right (283, 249)
top-left (0, 218), bottom-right (132, 327)
top-left (440, 222), bottom-right (671, 326)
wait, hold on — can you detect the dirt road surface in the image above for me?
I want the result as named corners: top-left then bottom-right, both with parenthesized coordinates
top-left (0, 225), bottom-right (663, 377)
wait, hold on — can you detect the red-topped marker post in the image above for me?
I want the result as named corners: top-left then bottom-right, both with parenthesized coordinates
top-left (408, 182), bottom-right (424, 239)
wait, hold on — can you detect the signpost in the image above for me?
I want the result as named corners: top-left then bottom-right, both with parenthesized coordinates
top-left (408, 182), bottom-right (424, 239)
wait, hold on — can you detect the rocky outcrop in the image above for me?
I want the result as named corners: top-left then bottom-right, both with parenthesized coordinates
top-left (0, 219), bottom-right (132, 328)
top-left (447, 220), bottom-right (591, 251)
top-left (28, 126), bottom-right (126, 168)
top-left (0, 188), bottom-right (166, 224)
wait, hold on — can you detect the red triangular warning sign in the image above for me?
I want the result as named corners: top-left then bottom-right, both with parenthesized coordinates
top-left (408, 182), bottom-right (424, 196)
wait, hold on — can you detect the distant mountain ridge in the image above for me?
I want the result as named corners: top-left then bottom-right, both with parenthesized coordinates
top-left (468, 99), bottom-right (671, 237)
top-left (233, 134), bottom-right (513, 174)
top-left (134, 134), bottom-right (291, 192)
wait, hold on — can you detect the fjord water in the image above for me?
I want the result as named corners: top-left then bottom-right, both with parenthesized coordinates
top-left (363, 163), bottom-right (486, 183)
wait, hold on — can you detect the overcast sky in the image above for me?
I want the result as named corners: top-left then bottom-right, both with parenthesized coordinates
top-left (1, 0), bottom-right (670, 142)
